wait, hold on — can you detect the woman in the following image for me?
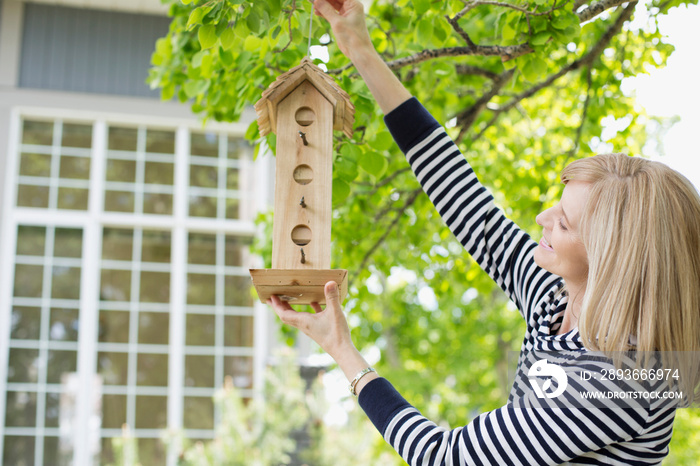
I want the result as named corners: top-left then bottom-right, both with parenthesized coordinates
top-left (269, 0), bottom-right (700, 464)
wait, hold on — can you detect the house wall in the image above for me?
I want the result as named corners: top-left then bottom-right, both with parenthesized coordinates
top-left (19, 3), bottom-right (170, 97)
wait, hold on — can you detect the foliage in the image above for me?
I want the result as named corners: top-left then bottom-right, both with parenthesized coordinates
top-left (149, 0), bottom-right (700, 461)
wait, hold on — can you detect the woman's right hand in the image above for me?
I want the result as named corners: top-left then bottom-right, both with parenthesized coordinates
top-left (313, 0), bottom-right (374, 61)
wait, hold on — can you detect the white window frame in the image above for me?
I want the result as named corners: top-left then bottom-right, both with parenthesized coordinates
top-left (0, 106), bottom-right (273, 466)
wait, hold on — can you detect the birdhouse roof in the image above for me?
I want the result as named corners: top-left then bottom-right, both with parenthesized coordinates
top-left (254, 57), bottom-right (354, 138)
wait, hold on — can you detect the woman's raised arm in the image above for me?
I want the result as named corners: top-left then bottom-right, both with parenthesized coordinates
top-left (313, 0), bottom-right (412, 114)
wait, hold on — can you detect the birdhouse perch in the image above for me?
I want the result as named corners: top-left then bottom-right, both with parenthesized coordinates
top-left (250, 58), bottom-right (354, 305)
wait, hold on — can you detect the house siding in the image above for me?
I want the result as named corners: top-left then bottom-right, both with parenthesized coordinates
top-left (19, 3), bottom-right (170, 98)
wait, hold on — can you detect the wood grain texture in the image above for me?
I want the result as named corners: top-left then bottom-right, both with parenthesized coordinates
top-left (250, 268), bottom-right (348, 304)
top-left (271, 81), bottom-right (334, 270)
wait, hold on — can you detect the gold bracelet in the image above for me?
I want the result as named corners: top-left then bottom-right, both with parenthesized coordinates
top-left (349, 367), bottom-right (376, 396)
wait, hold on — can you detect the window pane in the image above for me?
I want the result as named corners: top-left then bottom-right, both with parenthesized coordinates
top-left (135, 396), bottom-right (168, 429)
top-left (98, 310), bottom-right (130, 343)
top-left (191, 132), bottom-right (218, 157)
top-left (102, 228), bottom-right (133, 261)
top-left (59, 155), bottom-right (90, 179)
top-left (101, 394), bottom-right (127, 429)
top-left (139, 271), bottom-right (170, 303)
top-left (8, 348), bottom-right (39, 383)
top-left (52, 266), bottom-right (81, 300)
top-left (185, 314), bottom-right (215, 346)
top-left (100, 438), bottom-right (115, 465)
top-left (45, 393), bottom-right (61, 428)
top-left (4, 436), bottom-right (36, 466)
top-left (5, 392), bottom-right (37, 427)
top-left (138, 312), bottom-right (169, 345)
top-left (104, 190), bottom-right (135, 213)
top-left (61, 123), bottom-right (92, 148)
top-left (225, 236), bottom-right (248, 267)
top-left (142, 230), bottom-right (171, 263)
top-left (108, 194), bottom-right (140, 216)
top-left (224, 315), bottom-right (254, 347)
top-left (188, 233), bottom-right (216, 265)
top-left (54, 228), bottom-right (83, 258)
top-left (189, 195), bottom-right (217, 218)
top-left (100, 269), bottom-right (131, 301)
top-left (11, 307), bottom-right (41, 340)
top-left (16, 225), bottom-right (46, 255)
top-left (224, 276), bottom-right (252, 307)
top-left (19, 152), bottom-right (51, 177)
top-left (106, 159), bottom-right (136, 182)
top-left (225, 199), bottom-right (240, 220)
top-left (224, 356), bottom-right (253, 388)
top-left (187, 274), bottom-right (216, 305)
top-left (14, 264), bottom-right (43, 297)
top-left (190, 165), bottom-right (218, 188)
top-left (144, 161), bottom-right (174, 185)
top-left (57, 187), bottom-right (89, 211)
top-left (137, 438), bottom-right (167, 465)
top-left (49, 308), bottom-right (79, 341)
top-left (108, 126), bottom-right (137, 151)
top-left (145, 130), bottom-right (174, 154)
top-left (43, 436), bottom-right (72, 466)
top-left (97, 352), bottom-right (129, 385)
top-left (185, 355), bottom-right (215, 387)
top-left (183, 397), bottom-right (214, 430)
top-left (137, 353), bottom-right (168, 386)
top-left (46, 350), bottom-right (77, 384)
top-left (17, 184), bottom-right (49, 208)
top-left (227, 168), bottom-right (239, 190)
top-left (22, 120), bottom-right (53, 145)
top-left (227, 137), bottom-right (250, 160)
top-left (143, 193), bottom-right (173, 215)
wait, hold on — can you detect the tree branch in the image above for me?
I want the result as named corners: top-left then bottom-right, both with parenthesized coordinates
top-left (327, 0), bottom-right (631, 74)
top-left (350, 188), bottom-right (423, 287)
top-left (455, 64), bottom-right (502, 80)
top-left (472, 1), bottom-right (637, 141)
top-left (577, 0), bottom-right (631, 23)
top-left (456, 69), bottom-right (516, 140)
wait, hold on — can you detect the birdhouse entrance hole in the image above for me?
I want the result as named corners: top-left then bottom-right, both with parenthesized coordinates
top-left (293, 165), bottom-right (313, 185)
top-left (295, 107), bottom-right (316, 126)
top-left (291, 225), bottom-right (312, 246)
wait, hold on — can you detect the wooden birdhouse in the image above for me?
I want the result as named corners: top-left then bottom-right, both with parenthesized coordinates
top-left (249, 57), bottom-right (354, 305)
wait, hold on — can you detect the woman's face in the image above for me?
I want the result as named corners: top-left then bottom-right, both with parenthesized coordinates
top-left (534, 180), bottom-right (590, 287)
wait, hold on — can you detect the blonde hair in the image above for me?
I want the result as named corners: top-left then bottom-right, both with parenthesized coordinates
top-left (561, 153), bottom-right (700, 403)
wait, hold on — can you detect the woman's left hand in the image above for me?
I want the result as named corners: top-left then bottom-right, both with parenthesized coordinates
top-left (268, 281), bottom-right (354, 360)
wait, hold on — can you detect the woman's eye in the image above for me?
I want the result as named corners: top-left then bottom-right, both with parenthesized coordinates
top-left (559, 219), bottom-right (568, 231)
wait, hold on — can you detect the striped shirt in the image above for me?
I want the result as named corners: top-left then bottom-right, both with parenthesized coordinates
top-left (357, 98), bottom-right (677, 465)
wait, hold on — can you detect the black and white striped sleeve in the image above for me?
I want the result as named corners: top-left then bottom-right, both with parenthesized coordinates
top-left (358, 377), bottom-right (671, 465)
top-left (384, 98), bottom-right (558, 319)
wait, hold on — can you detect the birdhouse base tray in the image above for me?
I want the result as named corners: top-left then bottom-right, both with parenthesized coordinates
top-left (250, 268), bottom-right (348, 305)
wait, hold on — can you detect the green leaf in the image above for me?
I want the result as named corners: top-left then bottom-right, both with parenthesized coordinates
top-left (183, 79), bottom-right (209, 99)
top-left (181, 0), bottom-right (194, 4)
top-left (521, 56), bottom-right (547, 82)
top-left (530, 31), bottom-right (551, 46)
top-left (335, 156), bottom-right (359, 182)
top-left (198, 24), bottom-right (218, 49)
top-left (359, 151), bottom-right (388, 178)
top-left (413, 0), bottom-right (430, 15)
top-left (220, 28), bottom-right (235, 51)
top-left (551, 11), bottom-right (578, 30)
top-left (186, 7), bottom-right (204, 30)
top-left (192, 50), bottom-right (207, 68)
top-left (332, 179), bottom-right (351, 206)
top-left (416, 18), bottom-right (434, 45)
top-left (246, 10), bottom-right (261, 34)
top-left (373, 131), bottom-right (395, 151)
